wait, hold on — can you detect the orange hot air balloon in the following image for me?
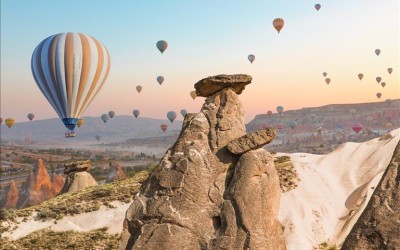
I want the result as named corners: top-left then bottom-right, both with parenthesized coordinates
top-left (358, 73), bottom-right (363, 80)
top-left (273, 18), bottom-right (285, 33)
top-left (5, 118), bottom-right (15, 128)
top-left (77, 118), bottom-right (85, 128)
top-left (160, 124), bottom-right (168, 133)
top-left (190, 91), bottom-right (197, 100)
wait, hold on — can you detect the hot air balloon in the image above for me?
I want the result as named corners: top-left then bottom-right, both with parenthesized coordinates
top-left (385, 122), bottom-right (392, 129)
top-left (136, 85), bottom-right (142, 93)
top-left (156, 40), bottom-right (168, 54)
top-left (385, 99), bottom-right (392, 107)
top-left (387, 68), bottom-right (393, 74)
top-left (167, 111), bottom-right (177, 123)
top-left (180, 109), bottom-right (187, 117)
top-left (375, 49), bottom-right (380, 56)
top-left (376, 93), bottom-right (382, 99)
top-left (273, 18), bottom-right (285, 33)
top-left (133, 109), bottom-right (140, 118)
top-left (0, 117), bottom-right (3, 124)
top-left (95, 135), bottom-right (101, 141)
top-left (315, 4), bottom-right (321, 11)
top-left (376, 77), bottom-right (381, 83)
top-left (31, 32), bottom-right (110, 138)
top-left (276, 124), bottom-right (284, 130)
top-left (381, 82), bottom-right (386, 88)
top-left (276, 106), bottom-right (284, 115)
top-left (108, 111), bottom-right (115, 118)
top-left (157, 76), bottom-right (164, 85)
top-left (323, 72), bottom-right (327, 77)
top-left (190, 91), bottom-right (197, 100)
top-left (267, 111), bottom-right (273, 116)
top-left (160, 124), bottom-right (168, 133)
top-left (325, 78), bottom-right (331, 84)
top-left (77, 118), bottom-right (85, 128)
top-left (27, 113), bottom-right (35, 121)
top-left (248, 54), bottom-right (255, 64)
top-left (101, 114), bottom-right (109, 123)
top-left (352, 123), bottom-right (362, 134)
top-left (358, 73), bottom-right (363, 80)
top-left (5, 118), bottom-right (15, 128)
top-left (288, 120), bottom-right (297, 129)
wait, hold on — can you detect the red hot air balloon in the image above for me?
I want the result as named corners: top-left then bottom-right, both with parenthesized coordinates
top-left (352, 123), bottom-right (362, 134)
top-left (160, 124), bottom-right (168, 133)
top-left (267, 111), bottom-right (273, 116)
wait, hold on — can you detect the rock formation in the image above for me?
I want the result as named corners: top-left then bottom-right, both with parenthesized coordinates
top-left (106, 160), bottom-right (126, 183)
top-left (342, 141), bottom-right (400, 249)
top-left (0, 180), bottom-right (19, 209)
top-left (120, 74), bottom-right (286, 250)
top-left (50, 172), bottom-right (65, 196)
top-left (59, 160), bottom-right (98, 194)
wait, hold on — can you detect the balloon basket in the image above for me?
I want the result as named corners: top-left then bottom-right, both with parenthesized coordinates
top-left (65, 131), bottom-right (76, 138)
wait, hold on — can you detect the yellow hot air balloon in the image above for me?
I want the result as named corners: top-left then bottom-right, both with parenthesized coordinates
top-left (77, 118), bottom-right (85, 128)
top-left (5, 118), bottom-right (15, 128)
top-left (190, 91), bottom-right (197, 100)
top-left (273, 18), bottom-right (285, 33)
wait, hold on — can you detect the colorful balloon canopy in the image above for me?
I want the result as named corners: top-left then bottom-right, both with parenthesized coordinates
top-left (375, 49), bottom-right (381, 56)
top-left (248, 54), bottom-right (255, 64)
top-left (133, 109), bottom-right (140, 118)
top-left (190, 91), bottom-right (197, 100)
top-left (315, 4), bottom-right (321, 11)
top-left (387, 68), bottom-right (393, 74)
top-left (157, 76), bottom-right (164, 85)
top-left (323, 72), bottom-right (327, 77)
top-left (358, 73), bottom-right (363, 80)
top-left (108, 111), bottom-right (115, 118)
top-left (27, 113), bottom-right (35, 121)
top-left (31, 32), bottom-right (110, 134)
top-left (180, 109), bottom-right (187, 117)
top-left (167, 111), bottom-right (177, 123)
top-left (273, 18), bottom-right (285, 33)
top-left (276, 106), bottom-right (284, 115)
top-left (5, 118), bottom-right (15, 128)
top-left (325, 78), bottom-right (331, 84)
top-left (136, 85), bottom-right (142, 93)
top-left (352, 123), bottom-right (362, 134)
top-left (160, 124), bottom-right (168, 133)
top-left (95, 135), bottom-right (101, 141)
top-left (376, 93), bottom-right (382, 99)
top-left (156, 40), bottom-right (168, 54)
top-left (376, 77), bottom-right (381, 83)
top-left (101, 114), bottom-right (109, 123)
top-left (77, 118), bottom-right (85, 127)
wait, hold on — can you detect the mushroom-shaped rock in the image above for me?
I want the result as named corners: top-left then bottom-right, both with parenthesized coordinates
top-left (64, 160), bottom-right (92, 174)
top-left (227, 128), bottom-right (276, 155)
top-left (194, 74), bottom-right (252, 97)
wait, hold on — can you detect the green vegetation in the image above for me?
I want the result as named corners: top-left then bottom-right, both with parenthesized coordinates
top-left (274, 156), bottom-right (301, 193)
top-left (0, 227), bottom-right (120, 250)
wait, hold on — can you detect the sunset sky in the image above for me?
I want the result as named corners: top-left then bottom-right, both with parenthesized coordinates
top-left (1, 0), bottom-right (399, 123)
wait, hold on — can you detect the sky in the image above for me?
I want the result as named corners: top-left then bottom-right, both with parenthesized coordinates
top-left (1, 0), bottom-right (399, 123)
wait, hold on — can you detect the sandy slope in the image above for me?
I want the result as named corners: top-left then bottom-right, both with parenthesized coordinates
top-left (278, 129), bottom-right (399, 250)
top-left (2, 201), bottom-right (130, 240)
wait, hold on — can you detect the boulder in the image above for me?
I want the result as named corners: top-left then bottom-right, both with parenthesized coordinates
top-left (227, 128), bottom-right (276, 155)
top-left (64, 160), bottom-right (91, 174)
top-left (194, 74), bottom-right (252, 97)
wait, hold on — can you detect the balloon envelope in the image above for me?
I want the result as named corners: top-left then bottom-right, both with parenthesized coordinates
top-left (190, 91), bottom-right (197, 100)
top-left (95, 135), bottom-right (101, 141)
top-left (376, 77), bottom-right (381, 83)
top-left (288, 120), bottom-right (297, 129)
top-left (315, 4), bottom-right (321, 11)
top-left (77, 118), bottom-right (85, 127)
top-left (352, 124), bottom-right (362, 133)
top-left (27, 113), bottom-right (35, 121)
top-left (108, 111), bottom-right (115, 118)
top-left (31, 32), bottom-right (110, 132)
top-left (325, 78), bottom-right (331, 84)
top-left (167, 111), bottom-right (177, 123)
top-left (136, 85), bottom-right (142, 93)
top-left (381, 82), bottom-right (386, 88)
top-left (101, 114), bottom-right (109, 123)
top-left (180, 109), bottom-right (187, 117)
top-left (133, 109), bottom-right (140, 118)
top-left (387, 68), bottom-right (393, 74)
top-left (358, 73), bottom-right (363, 80)
top-left (157, 76), bottom-right (164, 85)
top-left (5, 118), bottom-right (15, 128)
top-left (323, 72), bottom-right (327, 77)
top-left (156, 40), bottom-right (168, 54)
top-left (375, 49), bottom-right (381, 56)
top-left (273, 18), bottom-right (285, 33)
top-left (276, 106), bottom-right (284, 115)
top-left (267, 111), bottom-right (272, 116)
top-left (248, 54), bottom-right (255, 63)
top-left (160, 124), bottom-right (168, 132)
top-left (376, 93), bottom-right (382, 99)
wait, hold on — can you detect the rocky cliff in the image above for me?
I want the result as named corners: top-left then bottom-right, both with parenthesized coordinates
top-left (120, 74), bottom-right (286, 250)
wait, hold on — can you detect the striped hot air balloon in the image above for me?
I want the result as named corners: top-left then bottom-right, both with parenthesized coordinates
top-left (31, 32), bottom-right (111, 137)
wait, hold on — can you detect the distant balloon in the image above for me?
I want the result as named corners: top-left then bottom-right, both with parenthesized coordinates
top-left (323, 72), bottom-right (327, 77)
top-left (156, 40), bottom-right (168, 54)
top-left (358, 73), bottom-right (364, 80)
top-left (95, 135), bottom-right (101, 141)
top-left (385, 99), bottom-right (392, 107)
top-left (376, 77), bottom-right (381, 83)
top-left (325, 78), bottom-right (331, 84)
top-left (180, 109), bottom-right (187, 117)
top-left (273, 18), bottom-right (285, 33)
top-left (276, 124), bottom-right (284, 130)
top-left (375, 49), bottom-right (381, 56)
top-left (288, 120), bottom-right (297, 129)
top-left (385, 122), bottom-right (392, 129)
top-left (132, 109), bottom-right (140, 118)
top-left (267, 111), bottom-right (273, 116)
top-left (276, 106), bottom-right (284, 115)
top-left (376, 92), bottom-right (382, 99)
top-left (108, 111), bottom-right (115, 118)
top-left (315, 4), bottom-right (321, 11)
top-left (157, 76), bottom-right (164, 85)
top-left (167, 111), bottom-right (177, 123)
top-left (387, 68), bottom-right (393, 74)
top-left (77, 118), bottom-right (85, 128)
top-left (101, 114), bottom-right (109, 123)
top-left (5, 118), bottom-right (15, 128)
top-left (0, 117), bottom-right (3, 124)
top-left (352, 123), bottom-right (362, 134)
top-left (136, 85), bottom-right (142, 93)
top-left (248, 54), bottom-right (255, 64)
top-left (27, 113), bottom-right (35, 121)
top-left (190, 91), bottom-right (197, 100)
top-left (160, 124), bottom-right (168, 133)
top-left (381, 82), bottom-right (386, 88)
